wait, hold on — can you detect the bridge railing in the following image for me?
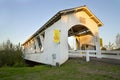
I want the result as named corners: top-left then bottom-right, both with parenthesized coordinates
top-left (69, 50), bottom-right (97, 62)
top-left (69, 50), bottom-right (120, 62)
top-left (101, 50), bottom-right (120, 59)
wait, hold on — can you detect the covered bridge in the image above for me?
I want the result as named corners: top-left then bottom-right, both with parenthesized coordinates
top-left (22, 5), bottom-right (103, 66)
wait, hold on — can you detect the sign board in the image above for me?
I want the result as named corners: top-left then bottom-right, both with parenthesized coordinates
top-left (100, 38), bottom-right (103, 47)
top-left (53, 29), bottom-right (60, 43)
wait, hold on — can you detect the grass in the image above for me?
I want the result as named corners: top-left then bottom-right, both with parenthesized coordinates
top-left (0, 58), bottom-right (120, 80)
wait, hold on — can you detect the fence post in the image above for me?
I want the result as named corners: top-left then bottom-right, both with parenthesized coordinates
top-left (96, 50), bottom-right (102, 58)
top-left (117, 53), bottom-right (119, 56)
top-left (86, 51), bottom-right (90, 62)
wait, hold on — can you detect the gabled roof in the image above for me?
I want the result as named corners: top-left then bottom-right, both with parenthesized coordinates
top-left (23, 5), bottom-right (103, 45)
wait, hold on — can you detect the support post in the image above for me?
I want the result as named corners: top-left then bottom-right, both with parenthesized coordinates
top-left (95, 35), bottom-right (102, 58)
top-left (86, 51), bottom-right (90, 62)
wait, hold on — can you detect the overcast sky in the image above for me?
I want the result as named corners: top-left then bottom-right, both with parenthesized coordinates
top-left (0, 0), bottom-right (120, 45)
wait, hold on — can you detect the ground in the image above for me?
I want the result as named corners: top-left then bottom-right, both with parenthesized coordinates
top-left (0, 58), bottom-right (120, 80)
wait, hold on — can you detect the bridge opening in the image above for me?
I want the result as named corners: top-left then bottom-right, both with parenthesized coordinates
top-left (68, 24), bottom-right (96, 51)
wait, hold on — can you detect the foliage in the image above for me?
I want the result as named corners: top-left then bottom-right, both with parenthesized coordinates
top-left (0, 39), bottom-right (22, 51)
top-left (104, 42), bottom-right (115, 50)
top-left (101, 47), bottom-right (106, 50)
top-left (102, 33), bottom-right (120, 50)
top-left (0, 49), bottom-right (26, 67)
top-left (0, 58), bottom-right (120, 80)
top-left (113, 48), bottom-right (120, 51)
top-left (0, 40), bottom-right (26, 67)
top-left (115, 33), bottom-right (120, 49)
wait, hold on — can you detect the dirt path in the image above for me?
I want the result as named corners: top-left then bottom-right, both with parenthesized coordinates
top-left (90, 57), bottom-right (120, 65)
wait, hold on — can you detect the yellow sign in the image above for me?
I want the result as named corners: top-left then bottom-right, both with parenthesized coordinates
top-left (53, 30), bottom-right (60, 43)
top-left (100, 38), bottom-right (103, 47)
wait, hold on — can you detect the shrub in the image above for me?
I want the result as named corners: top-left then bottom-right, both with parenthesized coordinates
top-left (113, 48), bottom-right (120, 51)
top-left (0, 49), bottom-right (26, 67)
top-left (101, 47), bottom-right (107, 50)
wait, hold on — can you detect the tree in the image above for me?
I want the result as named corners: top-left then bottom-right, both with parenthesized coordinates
top-left (5, 39), bottom-right (12, 50)
top-left (0, 39), bottom-right (13, 50)
top-left (104, 42), bottom-right (115, 50)
top-left (115, 33), bottom-right (120, 49)
top-left (16, 42), bottom-right (22, 50)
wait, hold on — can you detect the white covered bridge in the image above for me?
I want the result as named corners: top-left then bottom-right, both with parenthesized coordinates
top-left (22, 6), bottom-right (104, 66)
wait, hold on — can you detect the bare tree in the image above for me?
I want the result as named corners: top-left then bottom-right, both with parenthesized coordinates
top-left (104, 42), bottom-right (115, 50)
top-left (5, 39), bottom-right (11, 49)
top-left (0, 39), bottom-right (13, 50)
top-left (115, 33), bottom-right (120, 49)
top-left (16, 42), bottom-right (22, 50)
top-left (0, 40), bottom-right (22, 51)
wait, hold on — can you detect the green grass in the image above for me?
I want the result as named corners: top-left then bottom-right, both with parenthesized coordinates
top-left (0, 58), bottom-right (120, 80)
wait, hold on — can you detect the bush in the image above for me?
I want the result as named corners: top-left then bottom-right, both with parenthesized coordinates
top-left (101, 47), bottom-right (107, 50)
top-left (0, 49), bottom-right (26, 67)
top-left (113, 48), bottom-right (120, 51)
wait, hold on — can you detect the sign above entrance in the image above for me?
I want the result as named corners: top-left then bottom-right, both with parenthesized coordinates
top-left (53, 29), bottom-right (60, 43)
